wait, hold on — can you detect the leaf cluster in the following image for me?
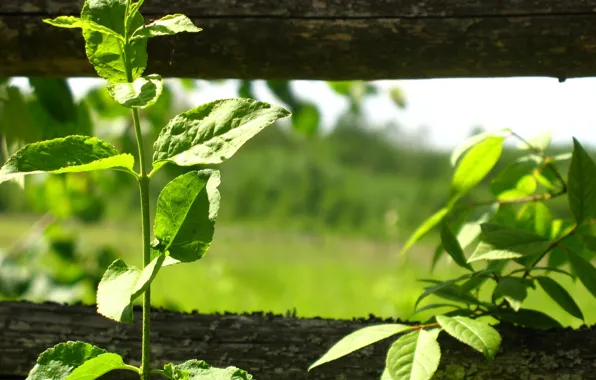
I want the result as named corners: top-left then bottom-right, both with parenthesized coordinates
top-left (311, 130), bottom-right (596, 378)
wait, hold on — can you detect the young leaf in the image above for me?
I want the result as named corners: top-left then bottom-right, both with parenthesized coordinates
top-left (309, 324), bottom-right (413, 370)
top-left (535, 276), bottom-right (584, 320)
top-left (467, 224), bottom-right (550, 262)
top-left (43, 16), bottom-right (124, 41)
top-left (385, 330), bottom-right (441, 380)
top-left (26, 341), bottom-right (107, 380)
top-left (107, 74), bottom-right (163, 108)
top-left (164, 360), bottom-right (253, 380)
top-left (0, 136), bottom-right (135, 184)
top-left (440, 224), bottom-right (473, 271)
top-left (131, 14), bottom-right (202, 40)
top-left (96, 254), bottom-right (165, 323)
top-left (517, 130), bottom-right (553, 152)
top-left (494, 308), bottom-right (562, 329)
top-left (153, 170), bottom-right (220, 264)
top-left (567, 249), bottom-right (596, 299)
top-left (436, 315), bottom-right (501, 362)
top-left (65, 353), bottom-right (137, 380)
top-left (450, 136), bottom-right (505, 201)
top-left (567, 138), bottom-right (596, 224)
top-left (493, 277), bottom-right (530, 311)
top-left (400, 207), bottom-right (449, 255)
top-left (152, 99), bottom-right (290, 170)
top-left (81, 0), bottom-right (148, 83)
top-left (450, 129), bottom-right (510, 166)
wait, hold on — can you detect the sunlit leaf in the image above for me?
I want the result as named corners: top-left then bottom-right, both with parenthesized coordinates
top-left (132, 14), bottom-right (201, 40)
top-left (65, 353), bottom-right (136, 380)
top-left (163, 360), bottom-right (253, 380)
top-left (107, 74), bottom-right (163, 108)
top-left (81, 0), bottom-right (147, 83)
top-left (153, 170), bottom-right (220, 264)
top-left (309, 324), bottom-right (412, 370)
top-left (43, 16), bottom-right (124, 41)
top-left (401, 208), bottom-right (449, 255)
top-left (152, 99), bottom-right (290, 170)
top-left (450, 136), bottom-right (505, 202)
top-left (450, 129), bottom-right (510, 166)
top-left (26, 341), bottom-right (107, 380)
top-left (436, 315), bottom-right (501, 362)
top-left (0, 136), bottom-right (135, 184)
top-left (96, 255), bottom-right (165, 323)
top-left (385, 330), bottom-right (441, 380)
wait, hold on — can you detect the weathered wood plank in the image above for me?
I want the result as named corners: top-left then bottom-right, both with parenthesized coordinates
top-left (1, 1), bottom-right (596, 79)
top-left (0, 301), bottom-right (594, 379)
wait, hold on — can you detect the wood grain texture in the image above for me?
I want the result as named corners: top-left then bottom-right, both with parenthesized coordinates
top-left (1, 1), bottom-right (596, 79)
top-left (1, 301), bottom-right (595, 379)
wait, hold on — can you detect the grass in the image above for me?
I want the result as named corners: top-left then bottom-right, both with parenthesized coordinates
top-left (0, 213), bottom-right (595, 327)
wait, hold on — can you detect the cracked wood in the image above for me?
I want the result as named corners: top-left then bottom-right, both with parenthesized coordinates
top-left (1, 1), bottom-right (596, 79)
top-left (1, 301), bottom-right (595, 379)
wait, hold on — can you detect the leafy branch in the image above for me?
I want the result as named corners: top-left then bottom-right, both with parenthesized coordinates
top-left (312, 129), bottom-right (596, 379)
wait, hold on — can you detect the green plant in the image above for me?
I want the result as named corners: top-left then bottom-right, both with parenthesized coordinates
top-left (310, 130), bottom-right (596, 379)
top-left (1, 1), bottom-right (290, 379)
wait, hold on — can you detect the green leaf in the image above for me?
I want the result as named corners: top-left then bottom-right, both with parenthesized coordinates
top-left (385, 330), bottom-right (441, 380)
top-left (468, 224), bottom-right (550, 262)
top-left (152, 99), bottom-right (290, 169)
top-left (43, 16), bottom-right (124, 41)
top-left (107, 74), bottom-right (163, 108)
top-left (494, 308), bottom-right (562, 329)
top-left (451, 136), bottom-right (504, 201)
top-left (26, 341), bottom-right (107, 380)
top-left (415, 274), bottom-right (477, 308)
top-left (96, 255), bottom-right (165, 323)
top-left (536, 276), bottom-right (584, 320)
top-left (65, 353), bottom-right (137, 380)
top-left (380, 368), bottom-right (393, 380)
top-left (400, 207), bottom-right (449, 255)
top-left (440, 224), bottom-right (473, 271)
top-left (568, 138), bottom-right (596, 224)
top-left (164, 360), bottom-right (253, 380)
top-left (436, 315), bottom-right (501, 362)
top-left (292, 102), bottom-right (320, 136)
top-left (493, 277), bottom-right (530, 311)
top-left (309, 324), bottom-right (413, 370)
top-left (0, 86), bottom-right (41, 145)
top-left (568, 249), bottom-right (596, 299)
top-left (412, 303), bottom-right (460, 317)
top-left (131, 14), bottom-right (202, 40)
top-left (0, 136), bottom-right (135, 184)
top-left (153, 170), bottom-right (220, 264)
top-left (82, 0), bottom-right (147, 83)
top-left (29, 78), bottom-right (77, 124)
top-left (457, 209), bottom-right (493, 250)
top-left (450, 129), bottom-right (510, 166)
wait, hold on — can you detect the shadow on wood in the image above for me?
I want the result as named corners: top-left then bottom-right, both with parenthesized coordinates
top-left (0, 301), bottom-right (594, 379)
top-left (2, 1), bottom-right (596, 79)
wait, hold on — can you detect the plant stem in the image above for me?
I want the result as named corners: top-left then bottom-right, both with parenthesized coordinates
top-left (131, 107), bottom-right (152, 380)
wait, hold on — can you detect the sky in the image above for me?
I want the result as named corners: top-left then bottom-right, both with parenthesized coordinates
top-left (12, 76), bottom-right (596, 150)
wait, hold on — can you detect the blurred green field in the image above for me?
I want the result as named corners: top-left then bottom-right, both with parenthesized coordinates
top-left (1, 214), bottom-right (595, 327)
